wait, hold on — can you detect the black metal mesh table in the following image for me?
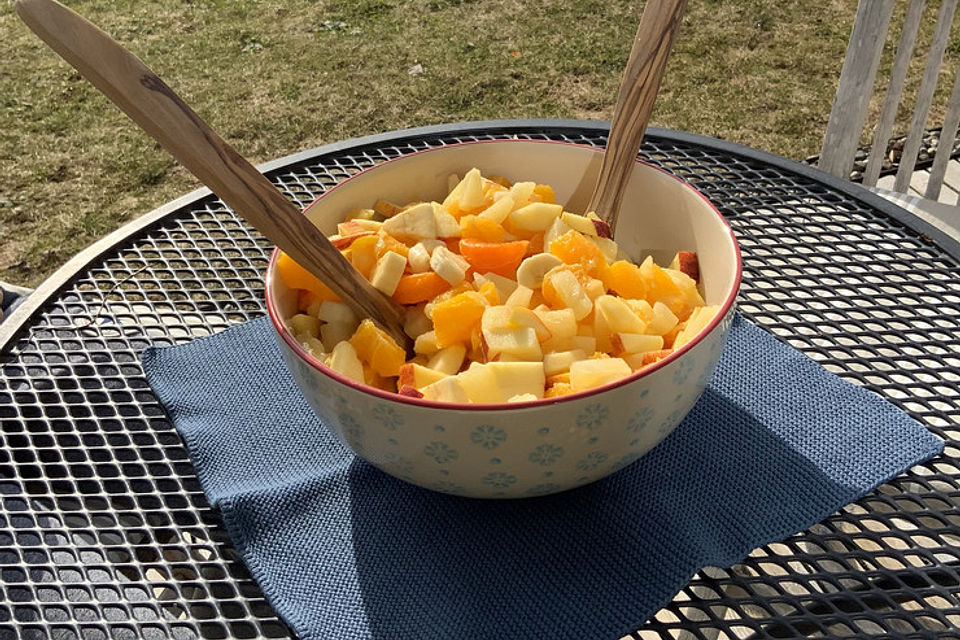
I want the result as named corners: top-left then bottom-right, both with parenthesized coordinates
top-left (2, 120), bottom-right (959, 640)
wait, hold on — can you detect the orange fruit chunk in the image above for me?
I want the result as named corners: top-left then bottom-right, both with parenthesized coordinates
top-left (458, 239), bottom-right (529, 278)
top-left (639, 258), bottom-right (691, 320)
top-left (431, 291), bottom-right (487, 348)
top-left (348, 235), bottom-right (379, 279)
top-left (541, 264), bottom-right (591, 309)
top-left (602, 260), bottom-right (647, 299)
top-left (460, 215), bottom-right (507, 243)
top-left (376, 233), bottom-right (410, 259)
top-left (549, 230), bottom-right (606, 276)
top-left (530, 183), bottom-right (556, 203)
top-left (477, 280), bottom-right (500, 306)
top-left (392, 272), bottom-right (451, 305)
top-left (276, 251), bottom-right (341, 302)
top-left (349, 319), bottom-right (406, 377)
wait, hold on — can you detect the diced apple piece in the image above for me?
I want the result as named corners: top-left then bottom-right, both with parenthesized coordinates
top-left (595, 295), bottom-right (646, 333)
top-left (560, 211), bottom-right (599, 237)
top-left (370, 250), bottom-right (407, 296)
top-left (414, 330), bottom-right (440, 355)
top-left (504, 285), bottom-right (534, 308)
top-left (381, 202), bottom-right (437, 241)
top-left (673, 305), bottom-right (719, 349)
top-left (585, 278), bottom-right (606, 300)
top-left (571, 335), bottom-right (597, 353)
top-left (443, 168), bottom-right (484, 211)
top-left (544, 269), bottom-right (593, 320)
top-left (427, 344), bottom-right (467, 375)
top-left (373, 199), bottom-right (402, 218)
top-left (321, 322), bottom-right (355, 352)
top-left (508, 393), bottom-right (538, 402)
top-left (477, 195), bottom-right (515, 223)
top-left (543, 217), bottom-right (573, 252)
top-left (331, 231), bottom-right (376, 250)
top-left (516, 253), bottom-right (563, 289)
top-left (343, 208), bottom-right (377, 222)
top-left (398, 386), bottom-right (424, 398)
top-left (588, 236), bottom-right (619, 263)
top-left (430, 246), bottom-right (470, 285)
top-left (481, 305), bottom-right (513, 332)
top-left (473, 272), bottom-right (519, 301)
top-left (327, 341), bottom-right (365, 383)
top-left (507, 181), bottom-right (536, 209)
top-left (487, 361), bottom-right (545, 401)
top-left (288, 313), bottom-right (320, 338)
top-left (625, 298), bottom-right (655, 324)
top-left (482, 326), bottom-right (542, 361)
top-left (592, 218), bottom-right (612, 239)
top-left (298, 335), bottom-right (327, 360)
top-left (647, 301), bottom-right (679, 335)
top-left (611, 333), bottom-right (664, 355)
top-left (338, 220), bottom-right (380, 236)
top-left (509, 202), bottom-right (563, 231)
top-left (456, 362), bottom-right (500, 403)
top-left (421, 375), bottom-right (470, 403)
top-left (593, 304), bottom-right (613, 353)
top-left (318, 301), bottom-right (359, 326)
top-left (543, 349), bottom-right (588, 377)
top-left (534, 307), bottom-right (578, 350)
top-left (433, 203), bottom-right (461, 238)
top-left (669, 251), bottom-right (700, 283)
top-left (569, 358), bottom-right (632, 392)
top-left (508, 307), bottom-right (551, 342)
top-left (398, 363), bottom-right (449, 390)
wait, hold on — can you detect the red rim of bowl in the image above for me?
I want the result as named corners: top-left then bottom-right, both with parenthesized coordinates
top-left (265, 139), bottom-right (742, 411)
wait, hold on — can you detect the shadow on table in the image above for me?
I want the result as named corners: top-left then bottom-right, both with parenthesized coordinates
top-left (347, 388), bottom-right (852, 640)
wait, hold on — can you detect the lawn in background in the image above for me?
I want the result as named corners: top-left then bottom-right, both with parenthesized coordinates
top-left (2, 0), bottom-right (957, 286)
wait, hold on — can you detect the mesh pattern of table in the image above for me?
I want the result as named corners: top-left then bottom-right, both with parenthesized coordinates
top-left (1, 121), bottom-right (959, 640)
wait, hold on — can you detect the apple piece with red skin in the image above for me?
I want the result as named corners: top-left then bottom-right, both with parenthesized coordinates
top-left (330, 231), bottom-right (376, 250)
top-left (398, 386), bottom-right (424, 398)
top-left (591, 219), bottom-right (612, 239)
top-left (669, 251), bottom-right (700, 283)
top-left (398, 363), bottom-right (448, 390)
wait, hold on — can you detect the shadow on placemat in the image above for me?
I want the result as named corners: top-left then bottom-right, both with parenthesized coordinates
top-left (345, 389), bottom-right (867, 640)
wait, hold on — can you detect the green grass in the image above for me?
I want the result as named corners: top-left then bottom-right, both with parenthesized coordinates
top-left (1, 0), bottom-right (957, 286)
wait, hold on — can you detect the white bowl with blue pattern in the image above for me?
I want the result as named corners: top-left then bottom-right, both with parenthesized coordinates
top-left (266, 140), bottom-right (741, 498)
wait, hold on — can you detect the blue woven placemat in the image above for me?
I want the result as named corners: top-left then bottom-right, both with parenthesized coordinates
top-left (142, 315), bottom-right (942, 640)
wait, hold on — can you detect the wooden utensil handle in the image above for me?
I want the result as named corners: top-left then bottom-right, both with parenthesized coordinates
top-left (587, 0), bottom-right (689, 229)
top-left (15, 0), bottom-right (409, 346)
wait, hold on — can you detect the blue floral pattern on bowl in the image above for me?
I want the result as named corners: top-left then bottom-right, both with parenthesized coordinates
top-left (528, 444), bottom-right (564, 466)
top-left (424, 441), bottom-right (459, 464)
top-left (372, 405), bottom-right (404, 431)
top-left (471, 425), bottom-right (506, 449)
top-left (576, 403), bottom-right (609, 430)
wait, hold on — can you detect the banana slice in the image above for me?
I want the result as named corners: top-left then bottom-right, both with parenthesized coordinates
top-left (516, 253), bottom-right (564, 289)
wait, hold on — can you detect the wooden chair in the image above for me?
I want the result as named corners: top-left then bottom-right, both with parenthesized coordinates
top-left (819, 0), bottom-right (960, 222)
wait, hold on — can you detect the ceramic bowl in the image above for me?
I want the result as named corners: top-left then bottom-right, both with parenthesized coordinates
top-left (265, 139), bottom-right (741, 498)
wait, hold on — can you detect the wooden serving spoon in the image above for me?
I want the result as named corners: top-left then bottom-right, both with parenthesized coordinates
top-left (15, 0), bottom-right (410, 348)
top-left (587, 0), bottom-right (689, 231)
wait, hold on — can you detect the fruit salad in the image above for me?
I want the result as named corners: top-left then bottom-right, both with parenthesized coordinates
top-left (277, 168), bottom-right (719, 404)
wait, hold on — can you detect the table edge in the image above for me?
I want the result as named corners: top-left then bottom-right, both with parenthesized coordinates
top-left (3, 119), bottom-right (957, 352)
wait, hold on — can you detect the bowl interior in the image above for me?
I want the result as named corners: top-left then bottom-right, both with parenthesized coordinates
top-left (270, 139), bottom-right (738, 347)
